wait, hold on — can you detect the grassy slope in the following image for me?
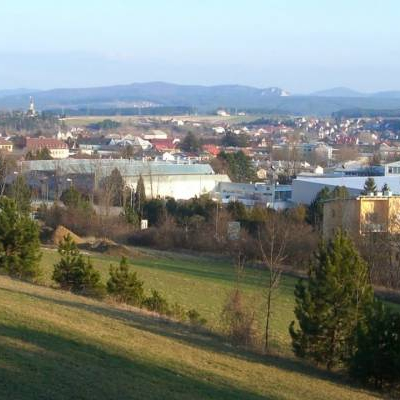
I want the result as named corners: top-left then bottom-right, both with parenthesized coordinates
top-left (39, 248), bottom-right (297, 352)
top-left (0, 275), bottom-right (380, 400)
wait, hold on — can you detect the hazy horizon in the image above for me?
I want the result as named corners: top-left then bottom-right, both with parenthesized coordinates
top-left (2, 0), bottom-right (400, 92)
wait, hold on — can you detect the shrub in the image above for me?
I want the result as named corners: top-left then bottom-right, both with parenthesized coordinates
top-left (107, 257), bottom-right (144, 306)
top-left (143, 289), bottom-right (169, 315)
top-left (220, 289), bottom-right (256, 346)
top-left (187, 309), bottom-right (207, 327)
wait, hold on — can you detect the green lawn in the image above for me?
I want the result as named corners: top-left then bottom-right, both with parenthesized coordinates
top-left (0, 273), bottom-right (380, 399)
top-left (39, 247), bottom-right (297, 353)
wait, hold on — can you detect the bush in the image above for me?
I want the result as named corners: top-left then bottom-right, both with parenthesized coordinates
top-left (220, 289), bottom-right (256, 346)
top-left (187, 309), bottom-right (207, 327)
top-left (107, 257), bottom-right (144, 306)
top-left (143, 289), bottom-right (169, 315)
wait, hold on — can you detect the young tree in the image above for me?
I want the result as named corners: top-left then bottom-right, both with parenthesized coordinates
top-left (289, 231), bottom-right (373, 369)
top-left (135, 174), bottom-right (146, 217)
top-left (349, 301), bottom-right (400, 389)
top-left (53, 234), bottom-right (104, 297)
top-left (361, 177), bottom-right (377, 195)
top-left (10, 175), bottom-right (31, 215)
top-left (381, 183), bottom-right (391, 193)
top-left (259, 212), bottom-right (289, 352)
top-left (0, 197), bottom-right (41, 280)
top-left (107, 257), bottom-right (144, 305)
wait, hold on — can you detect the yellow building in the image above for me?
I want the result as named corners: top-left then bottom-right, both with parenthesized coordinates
top-left (0, 139), bottom-right (13, 152)
top-left (323, 195), bottom-right (400, 239)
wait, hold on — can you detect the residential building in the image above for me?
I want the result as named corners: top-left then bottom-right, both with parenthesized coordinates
top-left (26, 137), bottom-right (69, 159)
top-left (323, 195), bottom-right (400, 239)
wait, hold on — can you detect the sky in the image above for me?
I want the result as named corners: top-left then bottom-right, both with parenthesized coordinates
top-left (1, 0), bottom-right (400, 93)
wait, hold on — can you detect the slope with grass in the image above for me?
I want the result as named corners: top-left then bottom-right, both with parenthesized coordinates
top-left (39, 247), bottom-right (297, 352)
top-left (0, 274), bottom-right (380, 400)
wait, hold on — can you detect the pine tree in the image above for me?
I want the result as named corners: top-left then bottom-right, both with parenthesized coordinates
top-left (361, 177), bottom-right (377, 195)
top-left (0, 197), bottom-right (41, 280)
top-left (107, 257), bottom-right (144, 305)
top-left (349, 301), bottom-right (400, 389)
top-left (135, 174), bottom-right (146, 217)
top-left (289, 231), bottom-right (373, 369)
top-left (53, 234), bottom-right (104, 297)
top-left (381, 183), bottom-right (390, 193)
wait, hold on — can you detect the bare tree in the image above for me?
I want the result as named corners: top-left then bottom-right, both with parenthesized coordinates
top-left (258, 212), bottom-right (289, 353)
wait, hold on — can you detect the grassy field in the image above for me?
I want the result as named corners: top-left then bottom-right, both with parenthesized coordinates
top-left (62, 114), bottom-right (261, 127)
top-left (39, 247), bottom-right (297, 353)
top-left (0, 267), bottom-right (381, 399)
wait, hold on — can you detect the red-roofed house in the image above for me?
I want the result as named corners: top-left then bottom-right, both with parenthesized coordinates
top-left (26, 137), bottom-right (69, 159)
top-left (149, 139), bottom-right (177, 152)
top-left (202, 144), bottom-right (220, 156)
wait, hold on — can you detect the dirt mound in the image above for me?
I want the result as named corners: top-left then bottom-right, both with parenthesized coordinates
top-left (52, 225), bottom-right (84, 246)
top-left (78, 239), bottom-right (132, 258)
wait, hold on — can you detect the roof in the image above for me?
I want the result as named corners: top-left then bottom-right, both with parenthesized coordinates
top-left (26, 137), bottom-right (68, 150)
top-left (20, 159), bottom-right (215, 179)
top-left (149, 139), bottom-right (176, 150)
top-left (0, 139), bottom-right (12, 146)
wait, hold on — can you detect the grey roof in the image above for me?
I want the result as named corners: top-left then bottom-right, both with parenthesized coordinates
top-left (19, 159), bottom-right (215, 178)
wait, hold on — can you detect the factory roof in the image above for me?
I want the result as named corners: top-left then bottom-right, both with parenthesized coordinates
top-left (20, 159), bottom-right (215, 178)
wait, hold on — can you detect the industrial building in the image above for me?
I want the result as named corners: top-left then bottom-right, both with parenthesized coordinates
top-left (213, 182), bottom-right (292, 209)
top-left (292, 176), bottom-right (400, 205)
top-left (19, 159), bottom-right (231, 200)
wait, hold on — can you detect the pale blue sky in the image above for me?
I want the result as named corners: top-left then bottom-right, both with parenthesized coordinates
top-left (1, 0), bottom-right (399, 92)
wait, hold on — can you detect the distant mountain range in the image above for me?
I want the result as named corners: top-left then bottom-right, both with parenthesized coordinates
top-left (311, 86), bottom-right (400, 98)
top-left (2, 82), bottom-right (400, 116)
top-left (0, 88), bottom-right (40, 99)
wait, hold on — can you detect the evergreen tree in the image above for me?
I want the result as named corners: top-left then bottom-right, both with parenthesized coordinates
top-left (135, 174), bottom-right (146, 217)
top-left (180, 132), bottom-right (202, 153)
top-left (361, 177), bottom-right (377, 195)
top-left (10, 175), bottom-right (31, 215)
top-left (381, 183), bottom-right (390, 193)
top-left (0, 197), bottom-right (41, 280)
top-left (107, 257), bottom-right (144, 305)
top-left (60, 186), bottom-right (82, 208)
top-left (307, 186), bottom-right (331, 228)
top-left (289, 231), bottom-right (373, 369)
top-left (53, 234), bottom-right (104, 297)
top-left (330, 185), bottom-right (349, 199)
top-left (349, 301), bottom-right (400, 389)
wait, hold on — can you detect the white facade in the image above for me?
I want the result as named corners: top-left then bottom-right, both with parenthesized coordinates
top-left (49, 148), bottom-right (70, 159)
top-left (125, 174), bottom-right (231, 200)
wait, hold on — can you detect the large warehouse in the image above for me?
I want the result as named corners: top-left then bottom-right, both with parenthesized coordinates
top-left (19, 159), bottom-right (231, 200)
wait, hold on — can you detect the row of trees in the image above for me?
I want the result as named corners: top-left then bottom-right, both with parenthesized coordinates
top-left (52, 234), bottom-right (207, 325)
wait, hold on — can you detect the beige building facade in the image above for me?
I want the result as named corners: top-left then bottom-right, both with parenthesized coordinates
top-left (323, 195), bottom-right (400, 239)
